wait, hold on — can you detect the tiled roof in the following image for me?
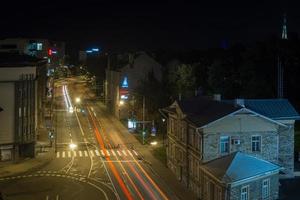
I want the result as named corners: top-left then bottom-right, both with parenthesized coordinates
top-left (223, 99), bottom-right (300, 120)
top-left (176, 96), bottom-right (241, 127)
top-left (203, 152), bottom-right (281, 183)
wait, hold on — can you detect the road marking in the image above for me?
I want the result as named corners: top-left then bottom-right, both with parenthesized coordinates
top-left (111, 150), bottom-right (116, 156)
top-left (84, 150), bottom-right (88, 157)
top-left (56, 152), bottom-right (60, 158)
top-left (127, 150), bottom-right (133, 156)
top-left (95, 150), bottom-right (100, 156)
top-left (106, 150), bottom-right (110, 156)
top-left (79, 151), bottom-right (82, 157)
top-left (46, 195), bottom-right (49, 200)
top-left (101, 150), bottom-right (105, 156)
top-left (89, 150), bottom-right (94, 157)
top-left (62, 151), bottom-right (65, 158)
top-left (133, 150), bottom-right (138, 156)
top-left (68, 151), bottom-right (71, 157)
top-left (56, 195), bottom-right (59, 200)
top-left (122, 150), bottom-right (127, 156)
top-left (117, 150), bottom-right (122, 156)
top-left (73, 151), bottom-right (77, 157)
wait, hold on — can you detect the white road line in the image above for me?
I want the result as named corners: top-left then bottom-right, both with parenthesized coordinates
top-left (111, 150), bottom-right (116, 156)
top-left (133, 150), bottom-right (138, 156)
top-left (46, 195), bottom-right (49, 200)
top-left (84, 150), bottom-right (88, 157)
top-left (56, 152), bottom-right (60, 158)
top-left (117, 150), bottom-right (122, 156)
top-left (127, 150), bottom-right (133, 156)
top-left (79, 151), bottom-right (82, 157)
top-left (101, 150), bottom-right (105, 156)
top-left (73, 151), bottom-right (77, 157)
top-left (56, 195), bottom-right (59, 200)
top-left (68, 151), bottom-right (71, 157)
top-left (122, 150), bottom-right (127, 156)
top-left (62, 151), bottom-right (65, 158)
top-left (89, 150), bottom-right (94, 157)
top-left (106, 150), bottom-right (110, 156)
top-left (95, 150), bottom-right (100, 156)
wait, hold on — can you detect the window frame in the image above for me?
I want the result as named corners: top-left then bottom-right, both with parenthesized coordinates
top-left (220, 136), bottom-right (230, 154)
top-left (241, 185), bottom-right (249, 200)
top-left (262, 178), bottom-right (270, 199)
top-left (251, 135), bottom-right (262, 152)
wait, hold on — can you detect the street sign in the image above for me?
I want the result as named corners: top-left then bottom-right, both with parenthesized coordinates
top-left (151, 127), bottom-right (156, 136)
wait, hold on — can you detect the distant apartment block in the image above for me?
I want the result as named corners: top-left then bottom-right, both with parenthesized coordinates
top-left (0, 53), bottom-right (47, 161)
top-left (162, 97), bottom-right (300, 200)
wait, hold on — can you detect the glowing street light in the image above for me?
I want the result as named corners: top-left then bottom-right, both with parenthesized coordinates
top-left (119, 100), bottom-right (124, 106)
top-left (69, 143), bottom-right (77, 150)
top-left (75, 97), bottom-right (81, 103)
top-left (150, 141), bottom-right (158, 146)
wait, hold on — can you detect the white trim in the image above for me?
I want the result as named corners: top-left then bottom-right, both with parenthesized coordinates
top-left (200, 108), bottom-right (287, 129)
top-left (241, 185), bottom-right (250, 200)
top-left (262, 178), bottom-right (270, 199)
top-left (251, 135), bottom-right (262, 152)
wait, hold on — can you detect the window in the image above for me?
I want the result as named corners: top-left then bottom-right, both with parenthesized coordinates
top-left (262, 179), bottom-right (270, 199)
top-left (220, 136), bottom-right (229, 154)
top-left (241, 185), bottom-right (249, 200)
top-left (252, 136), bottom-right (261, 152)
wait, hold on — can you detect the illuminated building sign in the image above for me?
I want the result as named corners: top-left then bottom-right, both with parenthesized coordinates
top-left (48, 49), bottom-right (52, 56)
top-left (121, 77), bottom-right (128, 88)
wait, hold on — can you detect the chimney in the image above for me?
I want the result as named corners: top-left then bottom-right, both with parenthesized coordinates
top-left (235, 98), bottom-right (245, 107)
top-left (213, 94), bottom-right (221, 101)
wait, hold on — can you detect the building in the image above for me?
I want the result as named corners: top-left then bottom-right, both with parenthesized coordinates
top-left (162, 96), bottom-right (300, 200)
top-left (106, 51), bottom-right (162, 119)
top-left (0, 38), bottom-right (65, 69)
top-left (0, 53), bottom-right (47, 161)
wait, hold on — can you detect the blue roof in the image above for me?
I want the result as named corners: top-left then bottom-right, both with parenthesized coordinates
top-left (203, 152), bottom-right (281, 183)
top-left (224, 99), bottom-right (300, 120)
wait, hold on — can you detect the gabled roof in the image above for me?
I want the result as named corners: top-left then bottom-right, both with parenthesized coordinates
top-left (175, 96), bottom-right (241, 127)
top-left (223, 99), bottom-right (300, 120)
top-left (203, 152), bottom-right (281, 184)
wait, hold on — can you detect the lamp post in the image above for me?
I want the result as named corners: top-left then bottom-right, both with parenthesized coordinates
top-left (142, 95), bottom-right (145, 145)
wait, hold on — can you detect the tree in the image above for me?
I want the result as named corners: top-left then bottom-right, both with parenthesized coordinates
top-left (167, 63), bottom-right (196, 100)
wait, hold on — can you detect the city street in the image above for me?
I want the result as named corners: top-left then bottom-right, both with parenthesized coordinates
top-left (0, 77), bottom-right (173, 200)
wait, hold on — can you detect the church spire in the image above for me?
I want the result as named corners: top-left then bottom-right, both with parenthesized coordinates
top-left (281, 13), bottom-right (288, 40)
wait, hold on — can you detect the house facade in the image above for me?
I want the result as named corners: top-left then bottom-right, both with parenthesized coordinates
top-left (162, 97), bottom-right (299, 200)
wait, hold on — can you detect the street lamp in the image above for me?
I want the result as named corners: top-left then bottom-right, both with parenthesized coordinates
top-left (119, 100), bottom-right (125, 106)
top-left (69, 143), bottom-right (77, 150)
top-left (75, 97), bottom-right (81, 103)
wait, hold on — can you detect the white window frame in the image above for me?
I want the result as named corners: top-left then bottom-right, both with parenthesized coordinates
top-left (262, 178), bottom-right (270, 199)
top-left (241, 185), bottom-right (249, 200)
top-left (220, 136), bottom-right (230, 154)
top-left (251, 135), bottom-right (261, 152)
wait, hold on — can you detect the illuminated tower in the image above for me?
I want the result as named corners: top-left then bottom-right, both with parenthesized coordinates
top-left (277, 14), bottom-right (287, 98)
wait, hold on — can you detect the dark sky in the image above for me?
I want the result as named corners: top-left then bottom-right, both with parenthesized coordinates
top-left (0, 1), bottom-right (299, 52)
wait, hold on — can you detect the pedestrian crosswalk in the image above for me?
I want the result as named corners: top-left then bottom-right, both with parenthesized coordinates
top-left (55, 149), bottom-right (139, 159)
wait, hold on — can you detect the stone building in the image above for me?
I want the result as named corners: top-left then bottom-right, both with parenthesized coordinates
top-left (162, 96), bottom-right (299, 200)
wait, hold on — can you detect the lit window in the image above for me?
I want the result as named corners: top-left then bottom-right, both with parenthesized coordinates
top-left (220, 136), bottom-right (229, 154)
top-left (241, 185), bottom-right (249, 200)
top-left (252, 136), bottom-right (261, 152)
top-left (262, 179), bottom-right (270, 199)
top-left (37, 43), bottom-right (43, 50)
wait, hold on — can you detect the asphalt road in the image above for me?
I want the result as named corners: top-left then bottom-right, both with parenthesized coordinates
top-left (0, 77), bottom-right (172, 200)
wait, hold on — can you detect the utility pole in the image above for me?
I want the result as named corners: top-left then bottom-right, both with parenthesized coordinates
top-left (142, 95), bottom-right (145, 145)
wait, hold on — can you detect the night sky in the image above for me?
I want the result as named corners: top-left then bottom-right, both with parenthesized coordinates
top-left (0, 1), bottom-right (299, 53)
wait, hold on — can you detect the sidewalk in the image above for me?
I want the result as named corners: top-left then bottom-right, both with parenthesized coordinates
top-left (0, 128), bottom-right (53, 178)
top-left (97, 102), bottom-right (197, 200)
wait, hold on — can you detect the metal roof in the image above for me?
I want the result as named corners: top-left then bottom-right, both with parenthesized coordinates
top-left (224, 99), bottom-right (300, 120)
top-left (203, 152), bottom-right (281, 184)
top-left (176, 96), bottom-right (241, 127)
